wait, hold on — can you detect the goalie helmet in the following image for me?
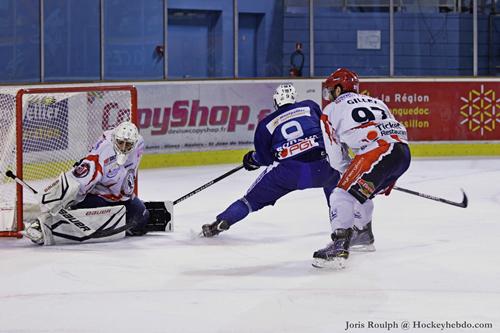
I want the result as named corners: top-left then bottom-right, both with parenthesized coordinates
top-left (273, 83), bottom-right (297, 110)
top-left (323, 68), bottom-right (359, 101)
top-left (112, 121), bottom-right (139, 165)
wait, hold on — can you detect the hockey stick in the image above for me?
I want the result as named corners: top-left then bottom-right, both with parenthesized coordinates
top-left (5, 170), bottom-right (38, 194)
top-left (392, 186), bottom-right (468, 208)
top-left (6, 170), bottom-right (82, 217)
top-left (173, 164), bottom-right (245, 205)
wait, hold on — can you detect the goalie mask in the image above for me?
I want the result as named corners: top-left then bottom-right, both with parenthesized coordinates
top-left (112, 121), bottom-right (139, 165)
top-left (273, 83), bottom-right (296, 110)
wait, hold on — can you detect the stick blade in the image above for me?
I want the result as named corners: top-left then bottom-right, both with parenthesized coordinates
top-left (5, 170), bottom-right (15, 179)
top-left (460, 189), bottom-right (468, 208)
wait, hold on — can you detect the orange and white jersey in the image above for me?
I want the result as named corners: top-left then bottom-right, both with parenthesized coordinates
top-left (321, 92), bottom-right (407, 171)
top-left (71, 130), bottom-right (144, 203)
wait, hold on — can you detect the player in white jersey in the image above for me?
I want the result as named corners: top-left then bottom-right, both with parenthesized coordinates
top-left (24, 121), bottom-right (151, 245)
top-left (314, 68), bottom-right (411, 269)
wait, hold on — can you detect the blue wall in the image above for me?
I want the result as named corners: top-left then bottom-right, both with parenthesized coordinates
top-left (45, 0), bottom-right (100, 81)
top-left (0, 0), bottom-right (283, 82)
top-left (0, 0), bottom-right (40, 82)
top-left (285, 9), bottom-right (493, 77)
top-left (104, 0), bottom-right (164, 80)
top-left (0, 0), bottom-right (497, 83)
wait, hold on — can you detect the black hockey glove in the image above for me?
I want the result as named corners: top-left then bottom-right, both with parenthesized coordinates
top-left (243, 151), bottom-right (260, 171)
top-left (201, 220), bottom-right (230, 237)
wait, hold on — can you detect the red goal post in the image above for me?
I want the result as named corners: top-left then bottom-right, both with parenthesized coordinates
top-left (0, 85), bottom-right (137, 238)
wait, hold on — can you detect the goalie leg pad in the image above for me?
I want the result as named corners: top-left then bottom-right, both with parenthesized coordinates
top-left (36, 205), bottom-right (127, 246)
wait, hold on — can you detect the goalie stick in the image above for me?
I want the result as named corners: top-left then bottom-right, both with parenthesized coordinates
top-left (5, 170), bottom-right (38, 194)
top-left (393, 186), bottom-right (468, 208)
top-left (5, 169), bottom-right (99, 232)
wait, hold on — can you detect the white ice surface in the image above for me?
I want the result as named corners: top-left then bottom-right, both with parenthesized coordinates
top-left (1, 158), bottom-right (499, 333)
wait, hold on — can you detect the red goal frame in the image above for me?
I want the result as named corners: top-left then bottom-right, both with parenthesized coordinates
top-left (0, 85), bottom-right (137, 238)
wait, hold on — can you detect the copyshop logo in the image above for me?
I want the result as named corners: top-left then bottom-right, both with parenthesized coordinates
top-left (460, 85), bottom-right (500, 136)
top-left (138, 100), bottom-right (271, 136)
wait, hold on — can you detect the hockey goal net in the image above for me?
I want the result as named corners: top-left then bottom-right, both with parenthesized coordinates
top-left (0, 85), bottom-right (137, 237)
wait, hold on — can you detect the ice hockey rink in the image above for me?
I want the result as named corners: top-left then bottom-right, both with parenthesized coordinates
top-left (1, 157), bottom-right (499, 333)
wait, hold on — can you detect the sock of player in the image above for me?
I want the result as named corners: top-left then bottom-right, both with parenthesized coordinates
top-left (216, 199), bottom-right (250, 226)
top-left (353, 199), bottom-right (374, 229)
top-left (329, 188), bottom-right (356, 230)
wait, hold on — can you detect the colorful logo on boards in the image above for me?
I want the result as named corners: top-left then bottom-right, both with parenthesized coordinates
top-left (460, 85), bottom-right (500, 136)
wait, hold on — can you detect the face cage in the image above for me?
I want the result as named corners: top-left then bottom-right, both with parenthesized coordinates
top-left (115, 139), bottom-right (135, 154)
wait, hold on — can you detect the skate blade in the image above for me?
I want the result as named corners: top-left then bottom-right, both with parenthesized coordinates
top-left (350, 244), bottom-right (376, 252)
top-left (312, 257), bottom-right (347, 270)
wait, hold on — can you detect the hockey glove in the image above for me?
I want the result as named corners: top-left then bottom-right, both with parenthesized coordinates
top-left (243, 151), bottom-right (260, 171)
top-left (201, 220), bottom-right (230, 237)
top-left (380, 182), bottom-right (396, 196)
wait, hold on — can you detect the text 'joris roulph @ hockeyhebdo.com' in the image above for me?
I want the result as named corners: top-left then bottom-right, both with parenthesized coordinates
top-left (344, 320), bottom-right (494, 331)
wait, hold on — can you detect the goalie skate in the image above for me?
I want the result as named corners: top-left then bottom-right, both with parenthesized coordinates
top-left (22, 220), bottom-right (44, 245)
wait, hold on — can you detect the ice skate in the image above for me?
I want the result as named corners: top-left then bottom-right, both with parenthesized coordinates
top-left (312, 228), bottom-right (352, 269)
top-left (350, 221), bottom-right (375, 252)
top-left (22, 219), bottom-right (44, 245)
top-left (201, 220), bottom-right (229, 237)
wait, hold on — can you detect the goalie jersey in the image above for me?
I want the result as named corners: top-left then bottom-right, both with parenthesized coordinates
top-left (70, 130), bottom-right (144, 203)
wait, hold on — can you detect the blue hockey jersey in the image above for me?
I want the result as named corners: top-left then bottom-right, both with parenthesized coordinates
top-left (253, 100), bottom-right (325, 166)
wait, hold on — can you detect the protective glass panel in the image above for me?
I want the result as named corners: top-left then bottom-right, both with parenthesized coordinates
top-left (0, 0), bottom-right (40, 83)
top-left (314, 0), bottom-right (390, 77)
top-left (167, 0), bottom-right (232, 78)
top-left (394, 1), bottom-right (474, 76)
top-left (238, 0), bottom-right (283, 78)
top-left (104, 0), bottom-right (164, 80)
top-left (44, 0), bottom-right (100, 81)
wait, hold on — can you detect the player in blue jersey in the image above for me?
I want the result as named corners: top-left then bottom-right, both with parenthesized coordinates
top-left (200, 83), bottom-right (341, 237)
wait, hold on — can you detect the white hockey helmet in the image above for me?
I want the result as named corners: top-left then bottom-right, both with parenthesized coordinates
top-left (112, 121), bottom-right (139, 165)
top-left (273, 83), bottom-right (297, 110)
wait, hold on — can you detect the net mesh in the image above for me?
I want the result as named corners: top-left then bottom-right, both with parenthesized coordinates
top-left (0, 86), bottom-right (135, 234)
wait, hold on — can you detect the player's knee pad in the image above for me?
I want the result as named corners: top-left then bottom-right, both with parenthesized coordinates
top-left (329, 188), bottom-right (356, 207)
top-left (243, 195), bottom-right (275, 212)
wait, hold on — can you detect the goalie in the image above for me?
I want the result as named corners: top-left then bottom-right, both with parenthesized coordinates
top-left (23, 121), bottom-right (151, 245)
